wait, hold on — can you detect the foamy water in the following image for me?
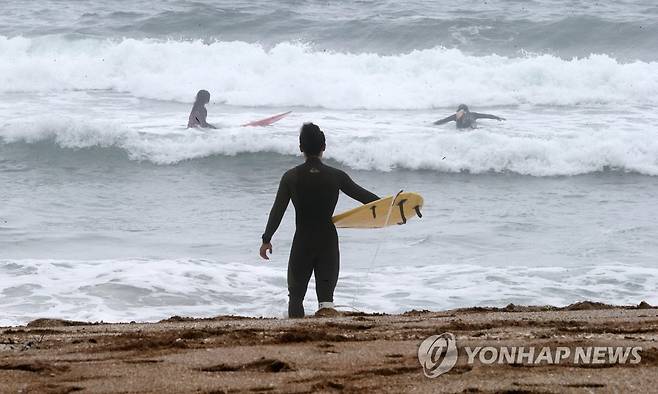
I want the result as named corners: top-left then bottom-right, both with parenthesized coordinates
top-left (3, 103), bottom-right (658, 175)
top-left (2, 259), bottom-right (657, 326)
top-left (2, 36), bottom-right (658, 108)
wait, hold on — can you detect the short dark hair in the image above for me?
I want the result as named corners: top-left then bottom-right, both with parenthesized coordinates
top-left (299, 123), bottom-right (326, 156)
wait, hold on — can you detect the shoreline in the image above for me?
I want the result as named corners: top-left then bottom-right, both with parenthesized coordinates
top-left (1, 301), bottom-right (657, 393)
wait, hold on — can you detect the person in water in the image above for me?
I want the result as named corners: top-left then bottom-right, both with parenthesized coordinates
top-left (260, 123), bottom-right (379, 318)
top-left (434, 104), bottom-right (505, 129)
top-left (187, 90), bottom-right (216, 128)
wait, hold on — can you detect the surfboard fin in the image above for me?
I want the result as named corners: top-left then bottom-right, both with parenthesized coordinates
top-left (414, 205), bottom-right (423, 218)
top-left (397, 199), bottom-right (408, 225)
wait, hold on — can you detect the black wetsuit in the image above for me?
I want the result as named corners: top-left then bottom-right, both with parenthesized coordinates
top-left (262, 157), bottom-right (379, 318)
top-left (434, 112), bottom-right (501, 129)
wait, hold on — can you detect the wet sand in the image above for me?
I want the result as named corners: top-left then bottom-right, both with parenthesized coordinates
top-left (1, 301), bottom-right (657, 393)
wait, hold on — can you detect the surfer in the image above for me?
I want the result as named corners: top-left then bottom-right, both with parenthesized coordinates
top-left (187, 90), bottom-right (216, 129)
top-left (259, 123), bottom-right (379, 318)
top-left (433, 104), bottom-right (505, 129)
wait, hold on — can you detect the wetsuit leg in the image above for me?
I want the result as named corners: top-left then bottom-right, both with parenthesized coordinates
top-left (313, 234), bottom-right (340, 305)
top-left (287, 235), bottom-right (314, 318)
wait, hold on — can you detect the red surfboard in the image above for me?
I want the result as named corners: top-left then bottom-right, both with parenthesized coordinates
top-left (241, 111), bottom-right (292, 127)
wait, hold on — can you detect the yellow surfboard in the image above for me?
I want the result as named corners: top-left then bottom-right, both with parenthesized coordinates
top-left (332, 191), bottom-right (424, 228)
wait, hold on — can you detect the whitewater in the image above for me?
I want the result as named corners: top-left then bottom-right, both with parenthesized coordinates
top-left (1, 0), bottom-right (657, 325)
top-left (2, 36), bottom-right (658, 109)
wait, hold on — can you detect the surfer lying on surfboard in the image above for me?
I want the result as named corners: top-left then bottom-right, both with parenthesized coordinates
top-left (259, 123), bottom-right (379, 318)
top-left (434, 104), bottom-right (505, 129)
top-left (187, 90), bottom-right (216, 129)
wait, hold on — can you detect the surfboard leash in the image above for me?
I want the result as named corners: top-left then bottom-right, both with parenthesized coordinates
top-left (349, 189), bottom-right (404, 310)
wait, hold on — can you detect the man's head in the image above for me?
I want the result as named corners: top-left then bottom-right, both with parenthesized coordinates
top-left (299, 122), bottom-right (326, 157)
top-left (196, 90), bottom-right (211, 104)
top-left (456, 104), bottom-right (469, 120)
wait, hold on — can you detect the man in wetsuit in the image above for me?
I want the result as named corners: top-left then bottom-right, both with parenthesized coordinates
top-left (434, 104), bottom-right (505, 129)
top-left (259, 123), bottom-right (379, 318)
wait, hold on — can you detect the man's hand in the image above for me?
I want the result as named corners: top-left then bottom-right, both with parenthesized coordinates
top-left (260, 242), bottom-right (273, 260)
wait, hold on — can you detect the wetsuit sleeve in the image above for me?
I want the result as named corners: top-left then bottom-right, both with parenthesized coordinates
top-left (433, 114), bottom-right (456, 125)
top-left (472, 112), bottom-right (501, 120)
top-left (198, 109), bottom-right (209, 127)
top-left (187, 109), bottom-right (198, 128)
top-left (340, 172), bottom-right (379, 204)
top-left (262, 174), bottom-right (291, 243)
top-left (198, 108), bottom-right (217, 128)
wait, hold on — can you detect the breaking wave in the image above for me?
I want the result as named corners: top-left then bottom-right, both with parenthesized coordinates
top-left (2, 117), bottom-right (658, 176)
top-left (2, 35), bottom-right (657, 109)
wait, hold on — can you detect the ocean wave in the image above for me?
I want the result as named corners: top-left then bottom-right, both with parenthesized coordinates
top-left (2, 1), bottom-right (657, 58)
top-left (2, 117), bottom-right (658, 176)
top-left (1, 35), bottom-right (657, 109)
top-left (2, 258), bottom-right (657, 326)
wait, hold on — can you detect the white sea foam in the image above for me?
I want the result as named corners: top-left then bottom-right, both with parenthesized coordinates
top-left (1, 35), bottom-right (657, 109)
top-left (1, 258), bottom-right (656, 326)
top-left (2, 113), bottom-right (658, 176)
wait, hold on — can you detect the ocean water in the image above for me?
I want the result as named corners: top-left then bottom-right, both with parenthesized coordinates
top-left (1, 1), bottom-right (657, 326)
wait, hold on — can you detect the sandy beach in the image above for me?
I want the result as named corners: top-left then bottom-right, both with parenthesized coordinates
top-left (1, 301), bottom-right (656, 393)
